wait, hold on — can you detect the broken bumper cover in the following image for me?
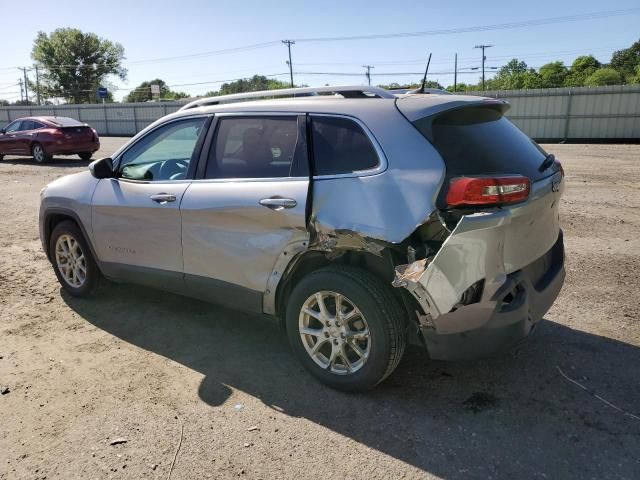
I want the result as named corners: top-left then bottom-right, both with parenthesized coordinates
top-left (422, 231), bottom-right (565, 360)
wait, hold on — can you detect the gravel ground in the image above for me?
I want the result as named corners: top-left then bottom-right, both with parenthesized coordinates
top-left (1, 139), bottom-right (639, 480)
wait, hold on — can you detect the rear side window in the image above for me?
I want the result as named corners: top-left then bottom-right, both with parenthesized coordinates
top-left (414, 106), bottom-right (548, 181)
top-left (311, 116), bottom-right (379, 176)
top-left (206, 116), bottom-right (305, 179)
top-left (21, 120), bottom-right (41, 130)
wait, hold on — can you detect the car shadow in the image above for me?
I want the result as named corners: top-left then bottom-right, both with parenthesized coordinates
top-left (0, 156), bottom-right (90, 167)
top-left (63, 283), bottom-right (640, 479)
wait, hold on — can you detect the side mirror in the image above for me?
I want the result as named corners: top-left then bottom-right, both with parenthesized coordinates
top-left (89, 157), bottom-right (114, 179)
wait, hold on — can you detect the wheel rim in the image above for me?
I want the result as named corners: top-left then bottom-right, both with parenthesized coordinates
top-left (33, 145), bottom-right (44, 162)
top-left (299, 291), bottom-right (371, 375)
top-left (54, 234), bottom-right (87, 288)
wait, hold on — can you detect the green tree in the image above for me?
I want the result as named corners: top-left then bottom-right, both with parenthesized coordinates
top-left (446, 82), bottom-right (475, 92)
top-left (609, 40), bottom-right (640, 78)
top-left (31, 28), bottom-right (126, 104)
top-left (204, 75), bottom-right (291, 97)
top-left (123, 79), bottom-right (189, 103)
top-left (538, 61), bottom-right (568, 88)
top-left (564, 55), bottom-right (601, 87)
top-left (632, 65), bottom-right (640, 84)
top-left (583, 68), bottom-right (624, 87)
top-left (378, 80), bottom-right (444, 90)
top-left (488, 59), bottom-right (542, 90)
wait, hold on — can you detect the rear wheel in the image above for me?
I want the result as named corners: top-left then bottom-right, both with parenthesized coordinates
top-left (32, 143), bottom-right (51, 163)
top-left (49, 220), bottom-right (99, 297)
top-left (79, 152), bottom-right (93, 161)
top-left (286, 265), bottom-right (406, 392)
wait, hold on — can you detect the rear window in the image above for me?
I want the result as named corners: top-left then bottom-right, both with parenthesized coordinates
top-left (414, 106), bottom-right (548, 181)
top-left (46, 117), bottom-right (85, 127)
top-left (311, 116), bottom-right (379, 176)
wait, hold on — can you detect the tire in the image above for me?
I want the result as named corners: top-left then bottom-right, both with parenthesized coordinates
top-left (49, 220), bottom-right (100, 297)
top-left (286, 265), bottom-right (406, 392)
top-left (32, 142), bottom-right (51, 163)
top-left (79, 152), bottom-right (93, 161)
top-left (0, 154), bottom-right (4, 161)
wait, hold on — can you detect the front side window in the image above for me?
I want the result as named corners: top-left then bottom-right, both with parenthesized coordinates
top-left (4, 121), bottom-right (22, 133)
top-left (311, 116), bottom-right (379, 176)
top-left (118, 117), bottom-right (206, 181)
top-left (21, 120), bottom-right (38, 131)
top-left (206, 116), bottom-right (303, 179)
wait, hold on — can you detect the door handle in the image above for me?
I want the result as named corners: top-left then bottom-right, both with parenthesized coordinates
top-left (150, 193), bottom-right (177, 204)
top-left (259, 197), bottom-right (297, 211)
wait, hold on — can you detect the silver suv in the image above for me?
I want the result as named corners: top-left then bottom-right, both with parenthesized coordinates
top-left (39, 86), bottom-right (565, 391)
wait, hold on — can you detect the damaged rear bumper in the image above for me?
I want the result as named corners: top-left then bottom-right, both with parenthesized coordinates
top-left (395, 171), bottom-right (565, 360)
top-left (421, 232), bottom-right (565, 360)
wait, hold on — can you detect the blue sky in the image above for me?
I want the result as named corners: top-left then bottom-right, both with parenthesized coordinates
top-left (0, 0), bottom-right (638, 101)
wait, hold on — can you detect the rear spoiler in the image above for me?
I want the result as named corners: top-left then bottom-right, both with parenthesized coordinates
top-left (399, 98), bottom-right (510, 143)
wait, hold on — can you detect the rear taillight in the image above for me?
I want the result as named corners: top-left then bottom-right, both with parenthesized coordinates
top-left (555, 160), bottom-right (564, 177)
top-left (91, 128), bottom-right (98, 141)
top-left (46, 128), bottom-right (64, 136)
top-left (446, 176), bottom-right (530, 207)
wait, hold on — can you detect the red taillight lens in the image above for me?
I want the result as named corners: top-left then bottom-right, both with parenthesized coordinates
top-left (555, 160), bottom-right (564, 177)
top-left (45, 128), bottom-right (64, 136)
top-left (446, 176), bottom-right (530, 207)
top-left (91, 128), bottom-right (98, 141)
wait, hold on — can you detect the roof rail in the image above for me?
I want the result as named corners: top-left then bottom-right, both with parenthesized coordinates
top-left (179, 85), bottom-right (395, 111)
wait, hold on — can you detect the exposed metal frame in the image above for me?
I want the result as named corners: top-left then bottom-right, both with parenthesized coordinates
top-left (178, 85), bottom-right (395, 111)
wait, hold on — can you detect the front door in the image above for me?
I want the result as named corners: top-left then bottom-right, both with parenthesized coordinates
top-left (180, 114), bottom-right (310, 312)
top-left (0, 120), bottom-right (23, 154)
top-left (91, 116), bottom-right (209, 290)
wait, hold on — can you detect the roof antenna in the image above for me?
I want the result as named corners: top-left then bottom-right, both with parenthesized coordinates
top-left (419, 52), bottom-right (432, 93)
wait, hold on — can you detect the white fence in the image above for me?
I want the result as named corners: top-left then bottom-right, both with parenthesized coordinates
top-left (1, 84), bottom-right (639, 140)
top-left (0, 102), bottom-right (187, 137)
top-left (469, 84), bottom-right (640, 140)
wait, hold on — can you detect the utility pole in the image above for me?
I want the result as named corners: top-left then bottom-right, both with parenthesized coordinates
top-left (282, 40), bottom-right (295, 88)
top-left (474, 44), bottom-right (493, 90)
top-left (35, 65), bottom-right (41, 105)
top-left (22, 67), bottom-right (29, 104)
top-left (18, 78), bottom-right (24, 103)
top-left (362, 65), bottom-right (374, 85)
top-left (453, 53), bottom-right (458, 92)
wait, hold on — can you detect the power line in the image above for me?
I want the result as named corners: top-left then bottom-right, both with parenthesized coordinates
top-left (1, 9), bottom-right (634, 73)
top-left (293, 8), bottom-right (640, 43)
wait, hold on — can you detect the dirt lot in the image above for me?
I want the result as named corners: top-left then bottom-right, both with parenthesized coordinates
top-left (1, 139), bottom-right (639, 479)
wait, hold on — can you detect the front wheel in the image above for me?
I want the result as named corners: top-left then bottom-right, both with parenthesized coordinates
top-left (49, 220), bottom-right (100, 297)
top-left (78, 152), bottom-right (93, 161)
top-left (32, 143), bottom-right (51, 163)
top-left (286, 265), bottom-right (406, 392)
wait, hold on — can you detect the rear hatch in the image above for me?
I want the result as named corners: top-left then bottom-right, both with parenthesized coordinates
top-left (396, 101), bottom-right (564, 328)
top-left (60, 125), bottom-right (95, 142)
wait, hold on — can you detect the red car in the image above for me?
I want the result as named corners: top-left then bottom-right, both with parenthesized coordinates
top-left (0, 116), bottom-right (99, 163)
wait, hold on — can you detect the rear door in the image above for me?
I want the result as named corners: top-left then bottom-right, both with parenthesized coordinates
top-left (180, 114), bottom-right (309, 312)
top-left (15, 120), bottom-right (39, 155)
top-left (91, 115), bottom-right (210, 290)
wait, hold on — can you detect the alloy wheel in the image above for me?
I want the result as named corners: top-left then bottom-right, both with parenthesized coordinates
top-left (33, 145), bottom-right (45, 162)
top-left (298, 291), bottom-right (371, 375)
top-left (54, 234), bottom-right (87, 288)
